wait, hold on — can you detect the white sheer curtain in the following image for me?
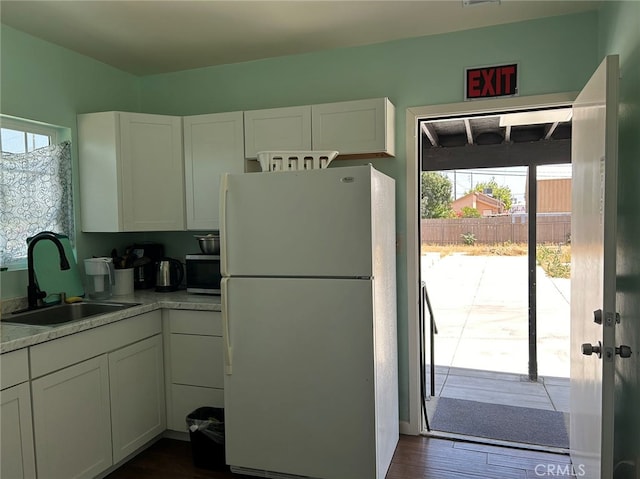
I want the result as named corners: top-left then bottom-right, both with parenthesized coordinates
top-left (1, 140), bottom-right (74, 267)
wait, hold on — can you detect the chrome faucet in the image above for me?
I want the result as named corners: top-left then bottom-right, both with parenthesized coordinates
top-left (27, 232), bottom-right (70, 310)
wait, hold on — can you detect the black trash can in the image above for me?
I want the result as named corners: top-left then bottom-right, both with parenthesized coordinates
top-left (186, 407), bottom-right (226, 470)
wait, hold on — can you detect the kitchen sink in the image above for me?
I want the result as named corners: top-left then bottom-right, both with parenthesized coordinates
top-left (6, 301), bottom-right (141, 326)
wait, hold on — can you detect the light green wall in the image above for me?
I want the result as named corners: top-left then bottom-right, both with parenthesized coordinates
top-left (0, 26), bottom-right (140, 124)
top-left (140, 11), bottom-right (598, 115)
top-left (598, 2), bottom-right (640, 476)
top-left (0, 12), bottom-right (604, 422)
top-left (140, 12), bottom-right (599, 422)
top-left (0, 25), bottom-right (142, 298)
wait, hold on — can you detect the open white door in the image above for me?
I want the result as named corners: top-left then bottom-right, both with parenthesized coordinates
top-left (570, 55), bottom-right (620, 479)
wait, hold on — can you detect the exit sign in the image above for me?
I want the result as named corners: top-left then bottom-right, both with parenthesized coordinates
top-left (465, 63), bottom-right (518, 100)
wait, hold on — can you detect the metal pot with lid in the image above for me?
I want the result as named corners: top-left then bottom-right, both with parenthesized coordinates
top-left (194, 234), bottom-right (220, 255)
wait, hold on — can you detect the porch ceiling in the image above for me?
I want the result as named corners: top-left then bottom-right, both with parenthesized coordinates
top-left (420, 108), bottom-right (573, 171)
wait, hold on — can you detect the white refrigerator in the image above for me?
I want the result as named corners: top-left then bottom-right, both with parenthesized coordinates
top-left (220, 165), bottom-right (398, 479)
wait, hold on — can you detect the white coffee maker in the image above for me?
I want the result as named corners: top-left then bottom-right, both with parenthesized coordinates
top-left (84, 257), bottom-right (114, 300)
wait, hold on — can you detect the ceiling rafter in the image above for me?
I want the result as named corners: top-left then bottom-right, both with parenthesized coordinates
top-left (505, 125), bottom-right (512, 143)
top-left (544, 122), bottom-right (560, 140)
top-left (421, 123), bottom-right (440, 147)
top-left (463, 119), bottom-right (474, 145)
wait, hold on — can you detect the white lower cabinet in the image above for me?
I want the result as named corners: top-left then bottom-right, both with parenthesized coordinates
top-left (170, 334), bottom-right (223, 388)
top-left (0, 348), bottom-right (35, 479)
top-left (109, 334), bottom-right (166, 463)
top-left (165, 309), bottom-right (224, 431)
top-left (29, 311), bottom-right (163, 478)
top-left (1, 382), bottom-right (36, 479)
top-left (32, 355), bottom-right (112, 479)
top-left (1, 307), bottom-right (221, 477)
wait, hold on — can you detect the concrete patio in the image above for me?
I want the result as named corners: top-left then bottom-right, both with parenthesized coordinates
top-left (421, 253), bottom-right (570, 414)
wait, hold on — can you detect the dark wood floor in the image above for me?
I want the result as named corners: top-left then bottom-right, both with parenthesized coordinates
top-left (106, 435), bottom-right (572, 479)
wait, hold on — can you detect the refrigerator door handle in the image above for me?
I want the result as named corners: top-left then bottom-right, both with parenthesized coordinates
top-left (222, 281), bottom-right (233, 375)
top-left (219, 173), bottom-right (229, 276)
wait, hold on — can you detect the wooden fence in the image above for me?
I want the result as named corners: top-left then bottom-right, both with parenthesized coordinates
top-left (421, 214), bottom-right (571, 245)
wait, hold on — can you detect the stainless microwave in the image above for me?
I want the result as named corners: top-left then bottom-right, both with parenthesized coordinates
top-left (185, 254), bottom-right (221, 295)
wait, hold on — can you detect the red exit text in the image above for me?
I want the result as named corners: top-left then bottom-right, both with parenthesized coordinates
top-left (465, 64), bottom-right (518, 100)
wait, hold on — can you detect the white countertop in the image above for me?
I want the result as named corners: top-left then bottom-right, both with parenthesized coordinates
top-left (0, 290), bottom-right (221, 354)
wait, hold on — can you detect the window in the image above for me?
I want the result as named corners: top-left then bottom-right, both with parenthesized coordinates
top-left (1, 126), bottom-right (52, 153)
top-left (0, 116), bottom-right (73, 269)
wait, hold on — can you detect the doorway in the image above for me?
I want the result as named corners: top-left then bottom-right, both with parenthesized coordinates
top-left (405, 94), bottom-right (576, 448)
top-left (421, 165), bottom-right (572, 449)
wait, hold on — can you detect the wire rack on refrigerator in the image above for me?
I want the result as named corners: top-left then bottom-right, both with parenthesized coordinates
top-left (256, 151), bottom-right (339, 172)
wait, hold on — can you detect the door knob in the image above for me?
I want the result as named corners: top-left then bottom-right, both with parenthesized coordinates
top-left (616, 345), bottom-right (633, 358)
top-left (582, 341), bottom-right (602, 358)
top-left (593, 309), bottom-right (603, 324)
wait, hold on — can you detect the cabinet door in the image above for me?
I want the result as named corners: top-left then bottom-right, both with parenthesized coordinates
top-left (32, 355), bottom-right (112, 479)
top-left (170, 334), bottom-right (223, 388)
top-left (78, 111), bottom-right (121, 232)
top-left (184, 112), bottom-right (245, 230)
top-left (244, 105), bottom-right (311, 159)
top-left (169, 309), bottom-right (222, 336)
top-left (1, 383), bottom-right (36, 479)
top-left (120, 112), bottom-right (185, 231)
top-left (109, 335), bottom-right (165, 463)
top-left (312, 98), bottom-right (395, 157)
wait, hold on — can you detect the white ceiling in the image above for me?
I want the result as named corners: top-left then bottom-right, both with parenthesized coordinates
top-left (0, 0), bottom-right (601, 76)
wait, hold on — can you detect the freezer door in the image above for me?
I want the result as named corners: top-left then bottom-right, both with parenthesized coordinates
top-left (222, 277), bottom-right (388, 479)
top-left (220, 165), bottom-right (376, 278)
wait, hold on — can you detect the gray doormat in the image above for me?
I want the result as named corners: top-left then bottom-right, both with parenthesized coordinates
top-left (429, 397), bottom-right (569, 448)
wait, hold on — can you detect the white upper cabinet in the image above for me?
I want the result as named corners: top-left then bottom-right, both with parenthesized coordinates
top-left (312, 97), bottom-right (395, 157)
top-left (244, 105), bottom-right (312, 159)
top-left (184, 112), bottom-right (245, 230)
top-left (243, 98), bottom-right (395, 163)
top-left (78, 111), bottom-right (185, 232)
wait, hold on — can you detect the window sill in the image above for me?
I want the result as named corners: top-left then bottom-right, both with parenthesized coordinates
top-left (1, 261), bottom-right (27, 272)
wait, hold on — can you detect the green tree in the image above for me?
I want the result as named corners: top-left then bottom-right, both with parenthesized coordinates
top-left (461, 206), bottom-right (481, 218)
top-left (421, 172), bottom-right (453, 218)
top-left (471, 178), bottom-right (513, 211)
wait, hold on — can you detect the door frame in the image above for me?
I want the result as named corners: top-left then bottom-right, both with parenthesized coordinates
top-left (404, 92), bottom-right (577, 435)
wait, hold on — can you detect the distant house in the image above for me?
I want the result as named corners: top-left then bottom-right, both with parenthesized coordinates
top-left (452, 192), bottom-right (506, 216)
top-left (532, 178), bottom-right (572, 213)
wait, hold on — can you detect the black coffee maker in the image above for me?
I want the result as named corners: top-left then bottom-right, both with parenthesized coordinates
top-left (127, 243), bottom-right (164, 289)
